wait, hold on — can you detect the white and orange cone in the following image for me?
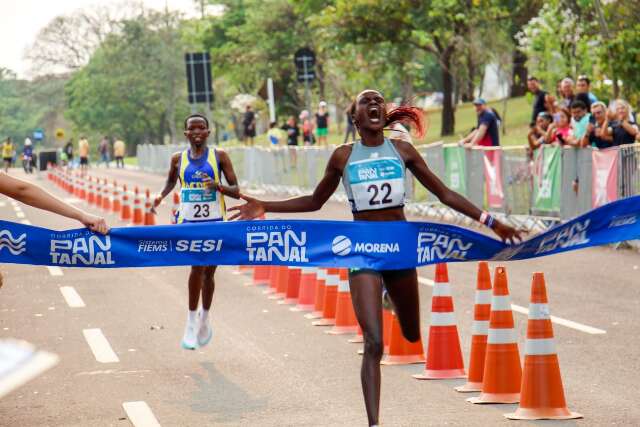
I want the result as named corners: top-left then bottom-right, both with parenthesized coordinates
top-left (468, 266), bottom-right (522, 404)
top-left (413, 263), bottom-right (466, 380)
top-left (456, 261), bottom-right (492, 392)
top-left (505, 273), bottom-right (582, 420)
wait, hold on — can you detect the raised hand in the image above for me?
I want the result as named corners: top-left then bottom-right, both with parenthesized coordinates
top-left (228, 194), bottom-right (265, 220)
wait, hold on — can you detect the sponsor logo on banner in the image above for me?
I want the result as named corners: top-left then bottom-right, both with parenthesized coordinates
top-left (136, 239), bottom-right (223, 253)
top-left (331, 235), bottom-right (400, 257)
top-left (246, 224), bottom-right (308, 262)
top-left (608, 214), bottom-right (637, 228)
top-left (50, 232), bottom-right (114, 265)
top-left (417, 231), bottom-right (472, 263)
top-left (0, 230), bottom-right (26, 255)
top-left (535, 219), bottom-right (590, 255)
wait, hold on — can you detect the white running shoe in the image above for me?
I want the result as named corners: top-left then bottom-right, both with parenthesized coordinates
top-left (197, 314), bottom-right (213, 348)
top-left (181, 317), bottom-right (198, 350)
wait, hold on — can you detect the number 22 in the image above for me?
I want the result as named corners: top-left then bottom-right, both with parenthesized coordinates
top-left (367, 183), bottom-right (392, 205)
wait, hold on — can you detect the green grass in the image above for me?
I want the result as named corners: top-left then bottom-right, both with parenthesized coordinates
top-left (124, 156), bottom-right (138, 166)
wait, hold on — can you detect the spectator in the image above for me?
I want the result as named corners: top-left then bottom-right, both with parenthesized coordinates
top-left (113, 138), bottom-right (126, 168)
top-left (570, 100), bottom-right (592, 142)
top-left (460, 98), bottom-right (500, 147)
top-left (2, 138), bottom-right (13, 173)
top-left (608, 100), bottom-right (639, 146)
top-left (242, 105), bottom-right (256, 146)
top-left (528, 112), bottom-right (553, 154)
top-left (300, 110), bottom-right (313, 145)
top-left (559, 78), bottom-right (575, 109)
top-left (267, 121), bottom-right (283, 145)
top-left (98, 136), bottom-right (110, 168)
top-left (546, 108), bottom-right (576, 146)
top-left (343, 105), bottom-right (356, 144)
top-left (78, 136), bottom-right (90, 172)
top-left (64, 139), bottom-right (74, 166)
top-left (584, 102), bottom-right (613, 149)
top-left (315, 101), bottom-right (329, 146)
top-left (281, 116), bottom-right (300, 168)
top-left (527, 76), bottom-right (548, 126)
top-left (576, 75), bottom-right (597, 106)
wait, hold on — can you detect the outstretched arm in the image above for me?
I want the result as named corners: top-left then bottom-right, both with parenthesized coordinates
top-left (229, 146), bottom-right (347, 219)
top-left (152, 152), bottom-right (180, 211)
top-left (395, 140), bottom-right (522, 243)
top-left (215, 150), bottom-right (240, 199)
top-left (0, 173), bottom-right (108, 234)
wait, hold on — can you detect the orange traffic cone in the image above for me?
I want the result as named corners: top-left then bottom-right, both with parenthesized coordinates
top-left (456, 261), bottom-right (492, 392)
top-left (170, 192), bottom-right (180, 224)
top-left (349, 324), bottom-right (364, 343)
top-left (327, 269), bottom-right (358, 335)
top-left (382, 311), bottom-right (425, 365)
top-left (305, 268), bottom-right (327, 319)
top-left (120, 185), bottom-right (132, 222)
top-left (131, 187), bottom-right (144, 225)
top-left (468, 266), bottom-right (522, 404)
top-left (312, 268), bottom-right (339, 326)
top-left (102, 179), bottom-right (111, 212)
top-left (505, 273), bottom-right (582, 420)
top-left (291, 267), bottom-right (317, 312)
top-left (144, 189), bottom-right (156, 225)
top-left (79, 177), bottom-right (86, 201)
top-left (73, 174), bottom-right (81, 197)
top-left (112, 181), bottom-right (121, 214)
top-left (95, 179), bottom-right (103, 206)
top-left (413, 263), bottom-right (466, 380)
top-left (263, 265), bottom-right (279, 295)
top-left (87, 177), bottom-right (95, 206)
top-left (269, 266), bottom-right (289, 300)
top-left (281, 267), bottom-right (301, 305)
top-left (246, 265), bottom-right (270, 286)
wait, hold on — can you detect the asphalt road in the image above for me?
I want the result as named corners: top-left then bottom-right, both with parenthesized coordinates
top-left (0, 165), bottom-right (638, 426)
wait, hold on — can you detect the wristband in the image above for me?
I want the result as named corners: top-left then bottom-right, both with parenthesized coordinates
top-left (479, 211), bottom-right (488, 225)
top-left (480, 211), bottom-right (495, 229)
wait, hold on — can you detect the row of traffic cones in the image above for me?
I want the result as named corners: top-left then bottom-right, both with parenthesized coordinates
top-left (47, 165), bottom-right (182, 226)
top-left (241, 261), bottom-right (581, 421)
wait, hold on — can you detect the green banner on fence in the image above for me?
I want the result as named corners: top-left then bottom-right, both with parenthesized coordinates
top-left (533, 145), bottom-right (561, 212)
top-left (444, 145), bottom-right (467, 196)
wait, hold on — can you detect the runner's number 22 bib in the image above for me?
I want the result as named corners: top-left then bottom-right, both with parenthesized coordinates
top-left (180, 188), bottom-right (222, 221)
top-left (346, 157), bottom-right (405, 211)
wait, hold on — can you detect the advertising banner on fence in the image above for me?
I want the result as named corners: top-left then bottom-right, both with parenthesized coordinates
top-left (444, 145), bottom-right (467, 196)
top-left (533, 145), bottom-right (562, 212)
top-left (482, 150), bottom-right (504, 208)
top-left (592, 148), bottom-right (618, 208)
top-left (1, 195), bottom-right (639, 270)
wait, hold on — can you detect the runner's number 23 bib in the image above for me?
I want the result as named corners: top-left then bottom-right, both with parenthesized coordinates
top-left (180, 188), bottom-right (222, 221)
top-left (346, 157), bottom-right (405, 211)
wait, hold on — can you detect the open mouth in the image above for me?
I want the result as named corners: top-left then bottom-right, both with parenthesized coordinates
top-left (368, 105), bottom-right (381, 123)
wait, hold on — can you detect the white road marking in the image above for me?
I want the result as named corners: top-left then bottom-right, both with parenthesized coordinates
top-left (122, 401), bottom-right (161, 427)
top-left (20, 219), bottom-right (31, 225)
top-left (82, 328), bottom-right (119, 363)
top-left (59, 286), bottom-right (85, 308)
top-left (418, 276), bottom-right (606, 335)
top-left (47, 267), bottom-right (64, 276)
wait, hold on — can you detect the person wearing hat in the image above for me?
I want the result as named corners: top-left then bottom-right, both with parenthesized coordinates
top-left (22, 137), bottom-right (34, 174)
top-left (460, 98), bottom-right (500, 147)
top-left (315, 101), bottom-right (329, 146)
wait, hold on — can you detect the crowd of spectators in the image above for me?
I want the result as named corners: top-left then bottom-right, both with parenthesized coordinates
top-left (527, 75), bottom-right (639, 156)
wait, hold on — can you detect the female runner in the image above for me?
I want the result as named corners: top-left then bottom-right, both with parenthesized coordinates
top-left (153, 114), bottom-right (240, 350)
top-left (229, 90), bottom-right (521, 426)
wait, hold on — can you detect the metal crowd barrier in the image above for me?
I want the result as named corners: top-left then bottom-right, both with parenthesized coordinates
top-left (137, 142), bottom-right (640, 228)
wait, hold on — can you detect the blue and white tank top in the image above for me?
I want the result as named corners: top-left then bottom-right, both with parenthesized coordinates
top-left (342, 138), bottom-right (406, 213)
top-left (177, 148), bottom-right (226, 223)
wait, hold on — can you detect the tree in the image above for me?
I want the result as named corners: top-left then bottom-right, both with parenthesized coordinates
top-left (315, 0), bottom-right (509, 136)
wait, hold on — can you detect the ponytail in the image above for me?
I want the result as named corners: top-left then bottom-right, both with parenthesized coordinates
top-left (385, 106), bottom-right (426, 138)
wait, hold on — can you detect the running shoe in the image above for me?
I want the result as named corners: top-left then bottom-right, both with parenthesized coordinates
top-left (197, 314), bottom-right (213, 348)
top-left (181, 318), bottom-right (198, 350)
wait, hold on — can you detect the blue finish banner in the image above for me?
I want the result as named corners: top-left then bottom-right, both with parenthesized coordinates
top-left (0, 196), bottom-right (639, 269)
